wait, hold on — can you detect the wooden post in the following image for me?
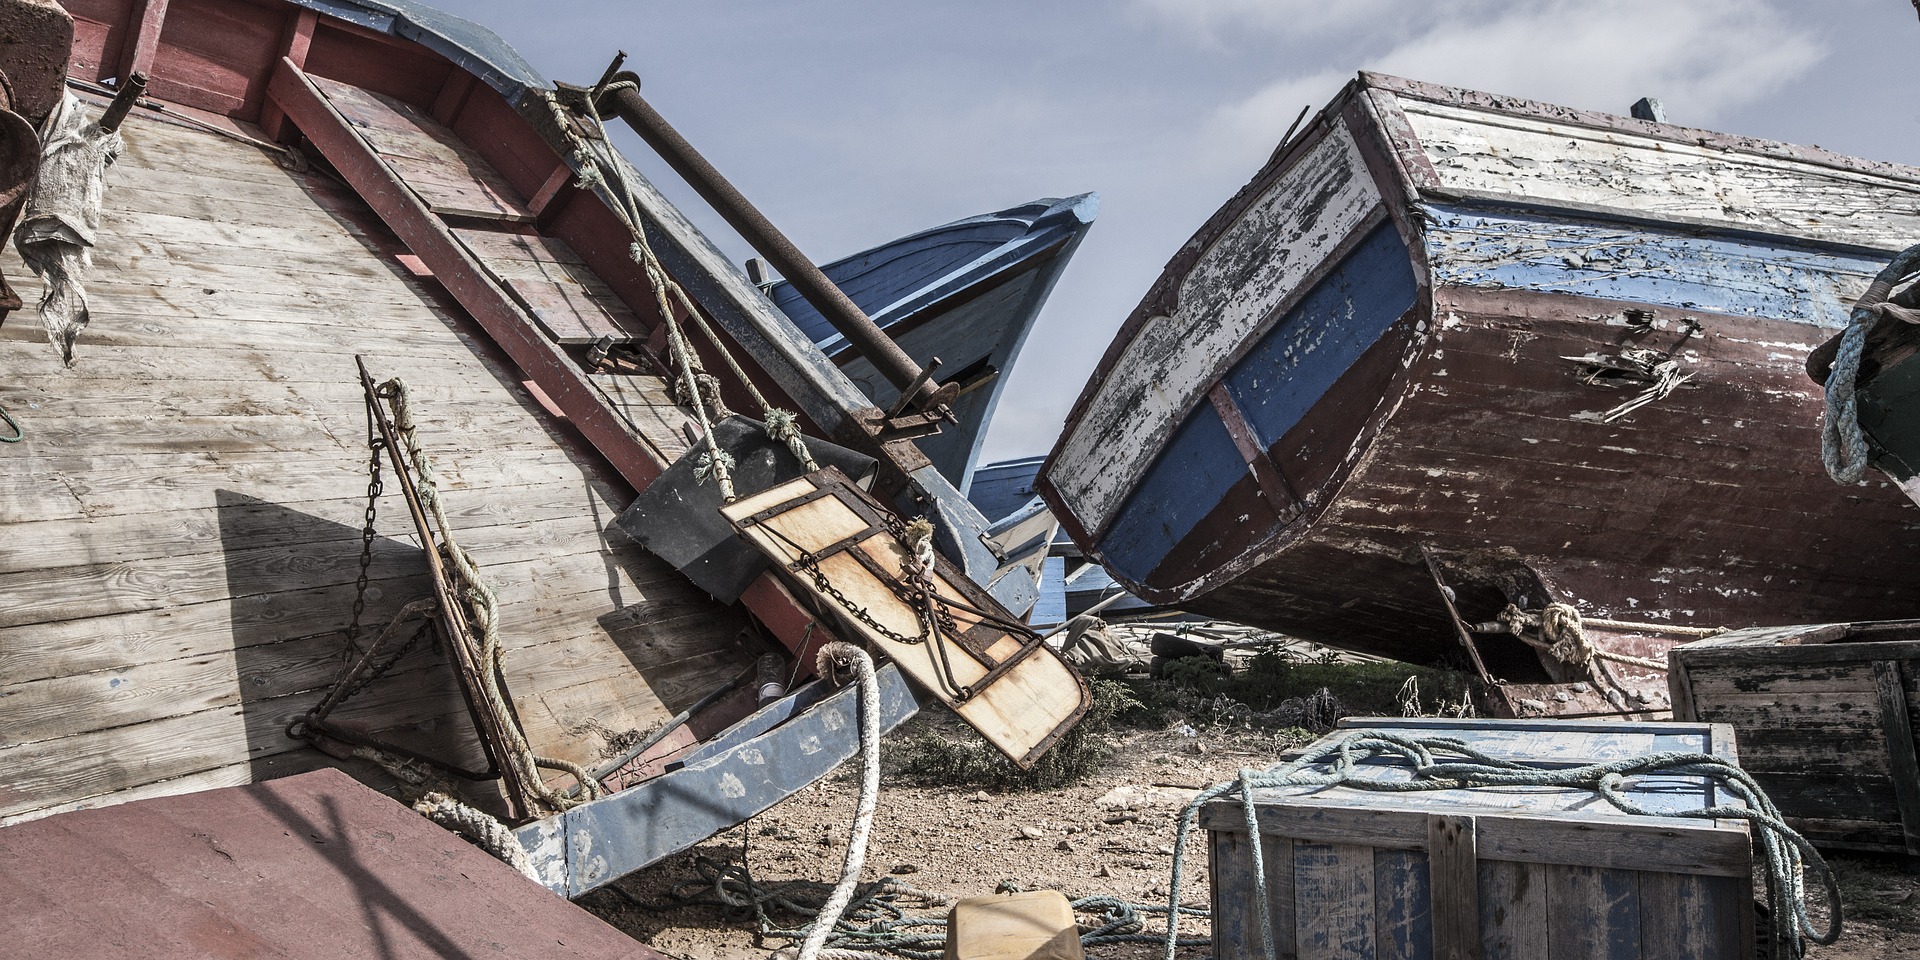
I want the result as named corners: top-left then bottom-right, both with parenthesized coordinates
top-left (257, 8), bottom-right (316, 143)
top-left (1872, 660), bottom-right (1920, 855)
top-left (1428, 813), bottom-right (1481, 960)
top-left (115, 0), bottom-right (169, 85)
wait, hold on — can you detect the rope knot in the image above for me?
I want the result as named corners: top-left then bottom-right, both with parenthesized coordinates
top-left (903, 517), bottom-right (936, 572)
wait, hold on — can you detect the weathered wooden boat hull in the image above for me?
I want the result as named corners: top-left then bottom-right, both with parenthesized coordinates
top-left (1039, 73), bottom-right (1920, 704)
top-left (771, 195), bottom-right (1096, 487)
top-left (1669, 621), bottom-right (1920, 855)
top-left (1, 0), bottom-right (1069, 884)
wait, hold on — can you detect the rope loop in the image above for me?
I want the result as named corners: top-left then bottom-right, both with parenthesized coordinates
top-left (1823, 243), bottom-right (1920, 484)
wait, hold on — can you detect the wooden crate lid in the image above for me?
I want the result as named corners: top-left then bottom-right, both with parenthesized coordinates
top-left (1200, 717), bottom-right (1752, 876)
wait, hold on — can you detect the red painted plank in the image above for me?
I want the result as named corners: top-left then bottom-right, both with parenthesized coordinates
top-left (115, 0), bottom-right (167, 83)
top-left (0, 769), bottom-right (665, 959)
top-left (258, 7), bottom-right (316, 142)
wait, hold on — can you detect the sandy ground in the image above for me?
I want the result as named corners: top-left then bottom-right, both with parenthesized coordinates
top-left (579, 714), bottom-right (1920, 960)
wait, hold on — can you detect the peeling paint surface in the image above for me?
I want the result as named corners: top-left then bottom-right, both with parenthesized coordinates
top-left (1049, 125), bottom-right (1382, 536)
top-left (1423, 204), bottom-right (1882, 328)
top-left (1405, 100), bottom-right (1920, 252)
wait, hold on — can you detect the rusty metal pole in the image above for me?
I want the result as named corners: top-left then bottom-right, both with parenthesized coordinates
top-left (593, 71), bottom-right (956, 413)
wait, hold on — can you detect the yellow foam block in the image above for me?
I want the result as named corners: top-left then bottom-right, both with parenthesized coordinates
top-left (943, 889), bottom-right (1084, 960)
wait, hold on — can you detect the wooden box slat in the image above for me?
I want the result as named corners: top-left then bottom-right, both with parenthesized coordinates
top-left (1206, 718), bottom-right (1752, 960)
top-left (1670, 620), bottom-right (1920, 855)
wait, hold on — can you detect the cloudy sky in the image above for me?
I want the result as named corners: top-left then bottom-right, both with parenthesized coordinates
top-left (439, 0), bottom-right (1919, 463)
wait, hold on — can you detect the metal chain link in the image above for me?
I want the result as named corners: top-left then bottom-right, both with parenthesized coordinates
top-left (341, 426), bottom-right (387, 663)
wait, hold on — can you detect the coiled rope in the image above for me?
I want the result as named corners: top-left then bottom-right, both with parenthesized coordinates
top-left (1822, 243), bottom-right (1920, 484)
top-left (1163, 732), bottom-right (1840, 960)
top-left (383, 378), bottom-right (600, 813)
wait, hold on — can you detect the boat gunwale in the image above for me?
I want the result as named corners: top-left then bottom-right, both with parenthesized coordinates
top-left (1039, 87), bottom-right (1430, 555)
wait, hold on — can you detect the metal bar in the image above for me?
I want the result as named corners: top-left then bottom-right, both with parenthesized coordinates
top-left (359, 356), bottom-right (538, 820)
top-left (96, 72), bottom-right (145, 133)
top-left (593, 72), bottom-right (955, 411)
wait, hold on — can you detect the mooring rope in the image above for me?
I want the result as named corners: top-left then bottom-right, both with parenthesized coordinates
top-left (382, 378), bottom-right (600, 812)
top-left (1822, 243), bottom-right (1920, 484)
top-left (569, 82), bottom-right (819, 489)
top-left (791, 642), bottom-right (885, 960)
top-left (1163, 732), bottom-right (1841, 960)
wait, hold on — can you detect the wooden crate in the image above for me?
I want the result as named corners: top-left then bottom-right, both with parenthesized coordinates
top-left (1669, 620), bottom-right (1920, 855)
top-left (1205, 717), bottom-right (1753, 960)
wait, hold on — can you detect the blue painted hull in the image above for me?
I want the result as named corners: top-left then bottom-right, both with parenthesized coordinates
top-left (1041, 74), bottom-right (1920, 707)
top-left (769, 195), bottom-right (1097, 489)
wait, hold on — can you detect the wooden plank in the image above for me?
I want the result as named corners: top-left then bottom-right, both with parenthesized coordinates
top-left (1294, 841), bottom-right (1375, 960)
top-left (1373, 847), bottom-right (1431, 960)
top-left (116, 0), bottom-right (168, 82)
top-left (592, 373), bottom-right (694, 464)
top-left (1210, 829), bottom-right (1261, 960)
top-left (454, 228), bottom-right (643, 343)
top-left (1637, 872), bottom-right (1743, 960)
top-left (1478, 860), bottom-right (1546, 960)
top-left (256, 6), bottom-right (314, 142)
top-left (1873, 660), bottom-right (1920, 855)
top-left (1398, 97), bottom-right (1920, 253)
top-left (309, 75), bottom-right (530, 223)
top-left (1428, 814), bottom-right (1478, 960)
top-left (1544, 865), bottom-right (1640, 960)
top-left (721, 473), bottom-right (1089, 768)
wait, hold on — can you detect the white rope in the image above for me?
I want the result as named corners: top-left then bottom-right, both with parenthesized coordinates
top-left (1821, 244), bottom-right (1920, 484)
top-left (791, 642), bottom-right (883, 960)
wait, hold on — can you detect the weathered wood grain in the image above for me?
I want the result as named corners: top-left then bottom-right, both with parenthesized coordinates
top-left (1401, 98), bottom-right (1920, 253)
top-left (1049, 124), bottom-right (1383, 536)
top-left (0, 92), bottom-right (755, 823)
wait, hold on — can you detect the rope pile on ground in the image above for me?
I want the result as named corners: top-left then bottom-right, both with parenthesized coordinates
top-left (1163, 731), bottom-right (1841, 960)
top-left (610, 855), bottom-right (1206, 960)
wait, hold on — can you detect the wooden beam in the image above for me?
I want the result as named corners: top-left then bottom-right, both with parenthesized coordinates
top-left (1427, 814), bottom-right (1481, 960)
top-left (1872, 660), bottom-right (1920, 855)
top-left (115, 0), bottom-right (169, 84)
top-left (1207, 382), bottom-right (1299, 511)
top-left (258, 8), bottom-right (317, 143)
top-left (430, 70), bottom-right (477, 126)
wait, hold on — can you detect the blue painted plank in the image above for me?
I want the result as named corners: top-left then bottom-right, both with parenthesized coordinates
top-left (1097, 403), bottom-right (1247, 584)
top-left (1374, 848), bottom-right (1433, 960)
top-left (1224, 222), bottom-right (1419, 449)
top-left (967, 456), bottom-right (1049, 522)
top-left (1031, 556), bottom-right (1068, 628)
top-left (515, 663), bottom-right (920, 898)
top-left (1422, 203), bottom-right (1885, 328)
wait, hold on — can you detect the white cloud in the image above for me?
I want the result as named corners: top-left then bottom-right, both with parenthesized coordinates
top-left (1188, 0), bottom-right (1825, 180)
top-left (1129, 0), bottom-right (1412, 45)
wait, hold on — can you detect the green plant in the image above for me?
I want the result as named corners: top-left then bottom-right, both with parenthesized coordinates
top-left (889, 678), bottom-right (1139, 791)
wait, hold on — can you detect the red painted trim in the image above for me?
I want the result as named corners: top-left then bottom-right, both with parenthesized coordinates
top-left (115, 0), bottom-right (168, 82)
top-left (258, 7), bottom-right (316, 142)
top-left (430, 69), bottom-right (476, 125)
top-left (526, 162), bottom-right (575, 219)
top-left (1208, 382), bottom-right (1298, 510)
top-left (739, 575), bottom-right (838, 679)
